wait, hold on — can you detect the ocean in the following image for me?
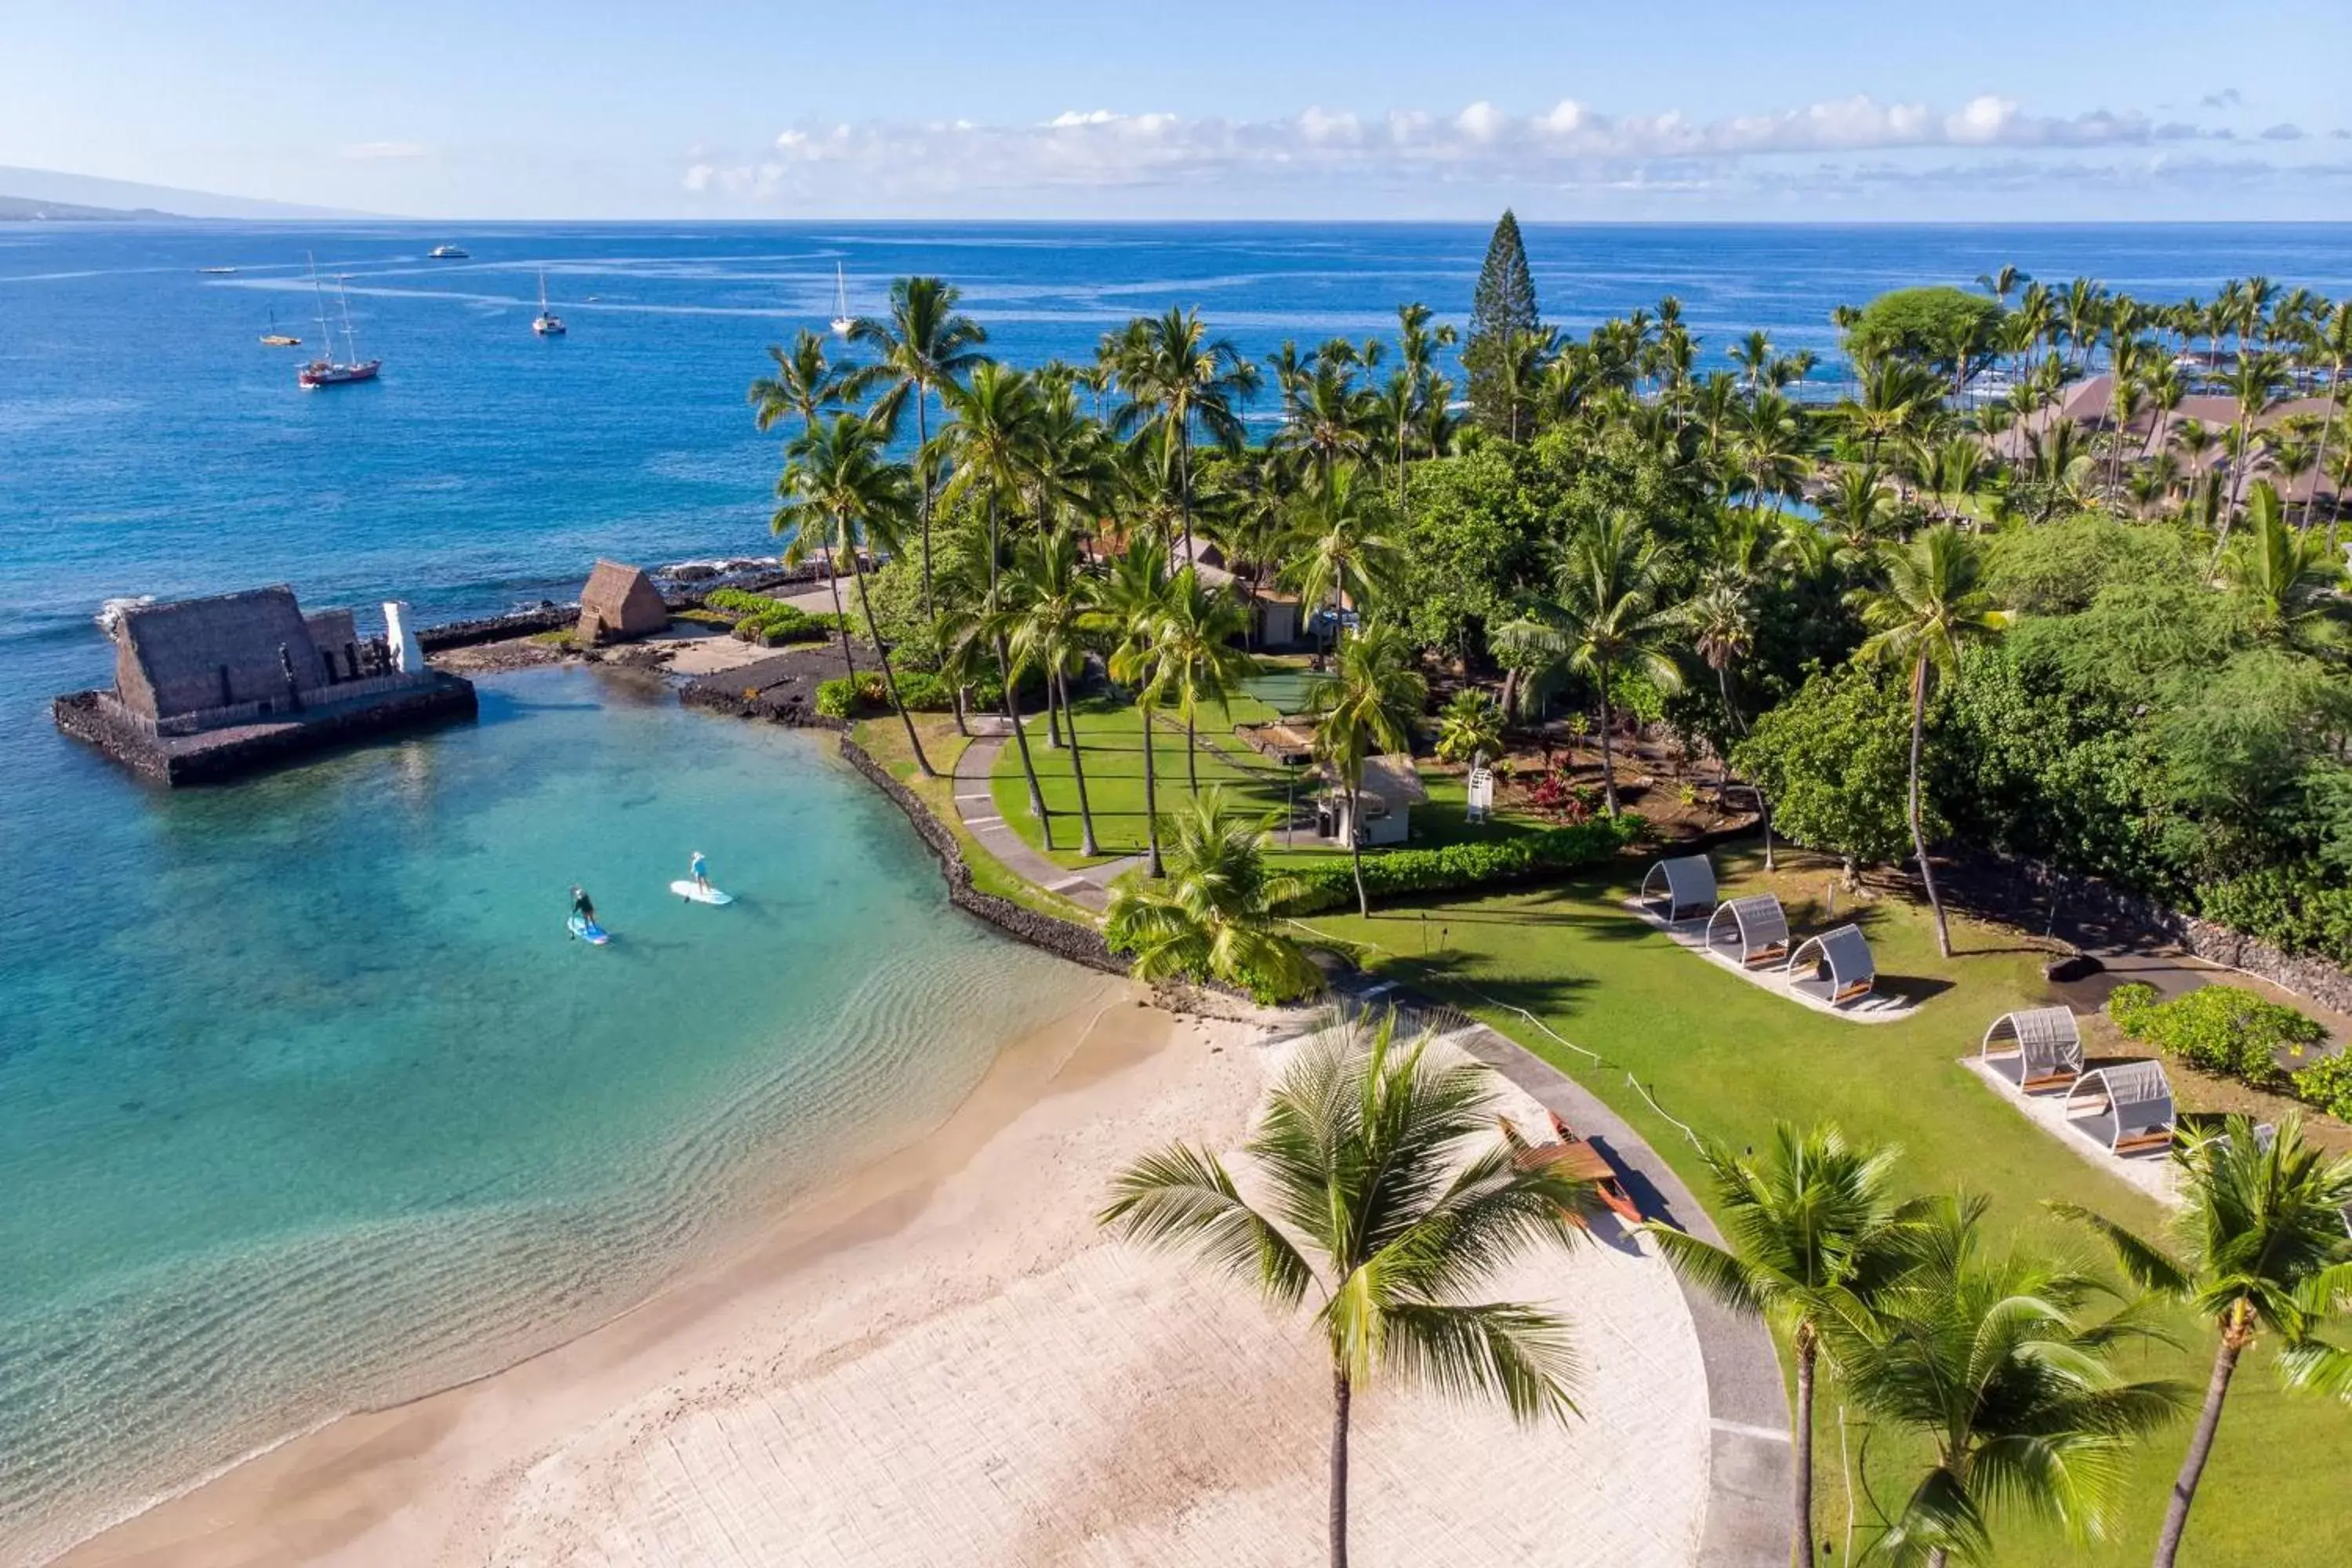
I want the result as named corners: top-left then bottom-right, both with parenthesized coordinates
top-left (5, 220), bottom-right (2351, 1555)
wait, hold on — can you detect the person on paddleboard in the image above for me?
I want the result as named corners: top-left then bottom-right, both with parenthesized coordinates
top-left (689, 851), bottom-right (710, 895)
top-left (571, 885), bottom-right (597, 924)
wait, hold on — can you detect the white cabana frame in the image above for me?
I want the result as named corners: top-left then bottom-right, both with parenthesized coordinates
top-left (1981, 1007), bottom-right (2083, 1092)
top-left (1704, 894), bottom-right (1789, 968)
top-left (2065, 1061), bottom-right (2176, 1156)
top-left (1639, 856), bottom-right (1718, 924)
top-left (1787, 924), bottom-right (1875, 1007)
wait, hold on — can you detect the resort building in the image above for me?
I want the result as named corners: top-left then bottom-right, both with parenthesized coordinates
top-left (53, 586), bottom-right (477, 785)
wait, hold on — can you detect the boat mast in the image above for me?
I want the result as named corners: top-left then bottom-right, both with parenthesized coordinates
top-left (307, 252), bottom-right (333, 352)
top-left (336, 275), bottom-right (361, 363)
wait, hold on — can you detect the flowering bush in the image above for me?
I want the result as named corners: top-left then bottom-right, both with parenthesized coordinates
top-left (1526, 771), bottom-right (1595, 823)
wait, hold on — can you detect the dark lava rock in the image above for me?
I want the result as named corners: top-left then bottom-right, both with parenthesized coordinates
top-left (2045, 953), bottom-right (2104, 983)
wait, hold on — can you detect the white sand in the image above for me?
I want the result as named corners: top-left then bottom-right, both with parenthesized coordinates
top-left (60, 989), bottom-right (1711, 1568)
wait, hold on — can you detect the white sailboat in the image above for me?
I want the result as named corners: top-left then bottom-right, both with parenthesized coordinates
top-left (532, 269), bottom-right (567, 336)
top-left (297, 253), bottom-right (381, 388)
top-left (829, 263), bottom-right (854, 336)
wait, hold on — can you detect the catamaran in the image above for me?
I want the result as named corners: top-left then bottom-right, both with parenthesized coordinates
top-left (296, 254), bottom-right (381, 388)
top-left (829, 262), bottom-right (854, 336)
top-left (532, 269), bottom-right (567, 336)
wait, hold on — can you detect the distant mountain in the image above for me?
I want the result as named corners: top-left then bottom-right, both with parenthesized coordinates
top-left (0, 166), bottom-right (376, 221)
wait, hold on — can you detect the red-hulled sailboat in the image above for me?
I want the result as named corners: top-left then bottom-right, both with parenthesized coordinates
top-left (297, 252), bottom-right (381, 389)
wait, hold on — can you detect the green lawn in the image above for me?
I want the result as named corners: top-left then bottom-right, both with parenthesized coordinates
top-left (988, 690), bottom-right (1563, 873)
top-left (1294, 843), bottom-right (2352, 1568)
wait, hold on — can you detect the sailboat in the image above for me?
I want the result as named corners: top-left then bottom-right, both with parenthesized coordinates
top-left (259, 308), bottom-right (301, 348)
top-left (829, 263), bottom-right (854, 336)
top-left (532, 269), bottom-right (567, 336)
top-left (297, 253), bottom-right (382, 388)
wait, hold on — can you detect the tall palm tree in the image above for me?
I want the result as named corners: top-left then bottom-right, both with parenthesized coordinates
top-left (748, 327), bottom-right (850, 441)
top-left (849, 276), bottom-right (989, 615)
top-left (1679, 574), bottom-right (1755, 782)
top-left (1110, 306), bottom-right (1258, 564)
top-left (1147, 565), bottom-right (1256, 791)
top-left (1100, 788), bottom-right (1319, 1000)
top-left (1101, 1011), bottom-right (1593, 1568)
top-left (771, 412), bottom-right (935, 776)
top-left (2223, 481), bottom-right (2345, 651)
top-left (1282, 461), bottom-right (1402, 650)
top-left (1276, 360), bottom-right (1375, 482)
top-left (1490, 516), bottom-right (1685, 815)
top-left (1304, 622), bottom-right (1427, 917)
top-left (2299, 302), bottom-right (2352, 530)
top-left (1000, 527), bottom-right (1105, 855)
top-left (1828, 1195), bottom-right (2187, 1568)
top-left (1103, 539), bottom-right (1178, 877)
top-left (1848, 524), bottom-right (2007, 956)
top-left (2056, 1116), bottom-right (2352, 1568)
top-left (1644, 1125), bottom-right (1924, 1568)
top-left (934, 363), bottom-right (1054, 827)
top-left (2216, 350), bottom-right (2287, 543)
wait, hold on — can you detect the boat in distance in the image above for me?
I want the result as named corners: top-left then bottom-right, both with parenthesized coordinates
top-left (427, 244), bottom-right (470, 260)
top-left (532, 268), bottom-right (566, 336)
top-left (297, 253), bottom-right (380, 388)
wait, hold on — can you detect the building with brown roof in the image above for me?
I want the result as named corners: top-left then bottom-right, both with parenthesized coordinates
top-left (577, 561), bottom-right (670, 644)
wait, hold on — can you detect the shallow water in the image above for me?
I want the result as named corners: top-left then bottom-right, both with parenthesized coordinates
top-left (0, 666), bottom-right (1094, 1557)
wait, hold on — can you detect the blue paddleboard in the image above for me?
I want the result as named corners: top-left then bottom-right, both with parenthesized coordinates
top-left (568, 915), bottom-right (610, 945)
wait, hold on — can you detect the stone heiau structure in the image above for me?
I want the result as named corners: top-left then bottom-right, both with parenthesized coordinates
top-left (54, 586), bottom-right (477, 785)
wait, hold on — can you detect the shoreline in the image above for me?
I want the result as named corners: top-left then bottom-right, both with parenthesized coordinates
top-left (49, 975), bottom-right (1161, 1566)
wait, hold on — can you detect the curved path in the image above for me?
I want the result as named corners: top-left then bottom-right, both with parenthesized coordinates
top-left (953, 718), bottom-right (1792, 1566)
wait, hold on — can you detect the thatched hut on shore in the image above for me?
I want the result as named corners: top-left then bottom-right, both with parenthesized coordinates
top-left (578, 561), bottom-right (668, 644)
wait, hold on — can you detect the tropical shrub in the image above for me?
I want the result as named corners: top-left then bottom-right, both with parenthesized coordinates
top-left (2107, 982), bottom-right (2328, 1087)
top-left (1275, 813), bottom-right (1642, 914)
top-left (1525, 771), bottom-right (1595, 823)
top-left (2288, 1051), bottom-right (2352, 1119)
top-left (1433, 688), bottom-right (1504, 764)
top-left (2197, 870), bottom-right (2352, 971)
top-left (814, 673), bottom-right (891, 719)
top-left (702, 587), bottom-right (775, 616)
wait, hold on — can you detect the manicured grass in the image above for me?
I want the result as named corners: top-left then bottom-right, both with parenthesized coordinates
top-left (851, 715), bottom-right (1097, 925)
top-left (1297, 842), bottom-right (2352, 1568)
top-left (988, 694), bottom-right (1564, 873)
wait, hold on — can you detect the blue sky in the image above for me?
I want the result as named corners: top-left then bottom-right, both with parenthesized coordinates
top-left (4, 0), bottom-right (2347, 220)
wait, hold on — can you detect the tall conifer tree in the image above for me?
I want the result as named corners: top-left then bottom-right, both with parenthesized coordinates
top-left (1464, 209), bottom-right (1542, 434)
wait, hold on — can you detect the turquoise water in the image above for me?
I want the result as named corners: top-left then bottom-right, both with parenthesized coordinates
top-left (0, 666), bottom-right (1094, 1557)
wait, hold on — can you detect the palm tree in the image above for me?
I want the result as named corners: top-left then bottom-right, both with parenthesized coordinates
top-left (849, 276), bottom-right (989, 615)
top-left (1828, 1195), bottom-right (2188, 1567)
top-left (1148, 566), bottom-right (1256, 792)
top-left (1101, 1011), bottom-right (1593, 1568)
top-left (748, 328), bottom-right (850, 441)
top-left (1110, 306), bottom-right (1258, 563)
top-left (1432, 688), bottom-right (1504, 764)
top-left (1848, 524), bottom-right (2007, 956)
top-left (1283, 461), bottom-right (1402, 651)
top-left (2056, 1116), bottom-right (2352, 1568)
top-left (2217, 350), bottom-right (2288, 543)
top-left (2223, 481), bottom-right (2345, 651)
top-left (1490, 516), bottom-right (1685, 816)
top-left (1679, 575), bottom-right (1755, 782)
top-left (1304, 622), bottom-right (1427, 917)
top-left (1644, 1125), bottom-right (1923, 1568)
top-left (1103, 539), bottom-right (1178, 877)
top-left (2299, 302), bottom-right (2352, 530)
top-left (1001, 527), bottom-right (1105, 855)
top-left (1099, 787), bottom-right (1319, 1000)
top-left (1277, 360), bottom-right (1374, 483)
top-left (934, 362), bottom-right (1053, 827)
top-left (771, 412), bottom-right (935, 776)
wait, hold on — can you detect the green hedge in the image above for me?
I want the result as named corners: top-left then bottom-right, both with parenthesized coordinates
top-left (815, 673), bottom-right (891, 719)
top-left (2195, 869), bottom-right (2352, 971)
top-left (2106, 980), bottom-right (2332, 1094)
top-left (1273, 814), bottom-right (1646, 915)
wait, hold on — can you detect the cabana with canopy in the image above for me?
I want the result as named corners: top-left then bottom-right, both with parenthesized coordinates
top-left (1639, 855), bottom-right (1718, 924)
top-left (1704, 894), bottom-right (1789, 968)
top-left (1980, 1007), bottom-right (2083, 1093)
top-left (2064, 1061), bottom-right (2176, 1156)
top-left (1786, 924), bottom-right (1875, 1007)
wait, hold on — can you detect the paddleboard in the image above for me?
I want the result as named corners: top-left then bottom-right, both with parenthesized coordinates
top-left (670, 880), bottom-right (735, 906)
top-left (568, 915), bottom-right (611, 944)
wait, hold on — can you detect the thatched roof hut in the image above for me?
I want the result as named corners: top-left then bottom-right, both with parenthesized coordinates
top-left (112, 586), bottom-right (328, 723)
top-left (578, 561), bottom-right (668, 644)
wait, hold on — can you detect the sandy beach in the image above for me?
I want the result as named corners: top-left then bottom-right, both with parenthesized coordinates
top-left (56, 982), bottom-right (1712, 1568)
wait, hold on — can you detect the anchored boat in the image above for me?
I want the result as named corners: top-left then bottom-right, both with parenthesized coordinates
top-left (296, 255), bottom-right (381, 388)
top-left (532, 268), bottom-right (566, 336)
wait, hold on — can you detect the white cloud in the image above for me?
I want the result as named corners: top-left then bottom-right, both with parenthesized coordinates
top-left (341, 141), bottom-right (432, 161)
top-left (684, 93), bottom-right (2245, 205)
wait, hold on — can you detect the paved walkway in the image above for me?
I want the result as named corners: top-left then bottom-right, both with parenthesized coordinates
top-left (945, 720), bottom-right (1791, 1564)
top-left (951, 728), bottom-right (1144, 913)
